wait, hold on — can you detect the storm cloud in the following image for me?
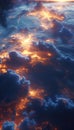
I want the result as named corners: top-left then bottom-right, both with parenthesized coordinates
top-left (19, 117), bottom-right (36, 130)
top-left (0, 70), bottom-right (30, 104)
top-left (6, 51), bottom-right (30, 68)
top-left (2, 121), bottom-right (15, 130)
top-left (25, 97), bottom-right (74, 130)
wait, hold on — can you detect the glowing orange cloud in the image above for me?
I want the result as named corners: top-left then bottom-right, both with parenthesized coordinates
top-left (27, 5), bottom-right (64, 30)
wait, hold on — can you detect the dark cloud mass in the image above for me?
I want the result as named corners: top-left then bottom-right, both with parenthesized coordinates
top-left (0, 0), bottom-right (14, 27)
top-left (28, 53), bottom-right (74, 97)
top-left (34, 41), bottom-right (61, 56)
top-left (2, 121), bottom-right (15, 130)
top-left (59, 27), bottom-right (73, 43)
top-left (25, 97), bottom-right (74, 130)
top-left (52, 20), bottom-right (73, 43)
top-left (6, 51), bottom-right (30, 68)
top-left (19, 117), bottom-right (36, 130)
top-left (0, 70), bottom-right (30, 104)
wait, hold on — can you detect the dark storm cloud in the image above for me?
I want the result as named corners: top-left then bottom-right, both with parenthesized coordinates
top-left (59, 27), bottom-right (73, 43)
top-left (0, 0), bottom-right (13, 10)
top-left (28, 50), bottom-right (74, 97)
top-left (34, 41), bottom-right (61, 57)
top-left (2, 121), bottom-right (15, 130)
top-left (51, 20), bottom-right (73, 43)
top-left (0, 0), bottom-right (14, 27)
top-left (28, 63), bottom-right (64, 96)
top-left (0, 70), bottom-right (30, 104)
top-left (52, 19), bottom-right (63, 36)
top-left (6, 51), bottom-right (30, 68)
top-left (19, 117), bottom-right (36, 130)
top-left (26, 97), bottom-right (74, 130)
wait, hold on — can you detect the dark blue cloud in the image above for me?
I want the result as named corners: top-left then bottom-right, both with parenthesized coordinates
top-left (52, 19), bottom-right (63, 36)
top-left (34, 41), bottom-right (61, 57)
top-left (6, 51), bottom-right (30, 68)
top-left (26, 97), bottom-right (74, 130)
top-left (0, 0), bottom-right (14, 27)
top-left (51, 20), bottom-right (73, 43)
top-left (28, 52), bottom-right (74, 97)
top-left (0, 0), bottom-right (13, 10)
top-left (19, 117), bottom-right (36, 130)
top-left (2, 121), bottom-right (15, 130)
top-left (0, 70), bottom-right (30, 104)
top-left (59, 27), bottom-right (73, 43)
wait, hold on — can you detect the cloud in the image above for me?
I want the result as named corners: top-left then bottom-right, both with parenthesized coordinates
top-left (6, 51), bottom-right (30, 68)
top-left (34, 41), bottom-right (61, 57)
top-left (59, 27), bottom-right (73, 43)
top-left (0, 70), bottom-right (30, 104)
top-left (19, 117), bottom-right (36, 130)
top-left (2, 121), bottom-right (15, 130)
top-left (51, 20), bottom-right (73, 43)
top-left (0, 0), bottom-right (14, 27)
top-left (26, 97), bottom-right (74, 130)
top-left (52, 19), bottom-right (63, 36)
top-left (28, 53), bottom-right (74, 97)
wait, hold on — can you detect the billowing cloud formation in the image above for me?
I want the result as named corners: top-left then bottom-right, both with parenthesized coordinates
top-left (0, 70), bottom-right (30, 104)
top-left (19, 117), bottom-right (36, 130)
top-left (52, 20), bottom-right (73, 43)
top-left (34, 41), bottom-right (61, 57)
top-left (6, 51), bottom-right (30, 68)
top-left (26, 97), bottom-right (74, 130)
top-left (2, 121), bottom-right (15, 130)
top-left (28, 52), bottom-right (74, 97)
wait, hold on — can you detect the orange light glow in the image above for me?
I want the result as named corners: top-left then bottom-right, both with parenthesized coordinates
top-left (16, 98), bottom-right (29, 111)
top-left (0, 64), bottom-right (7, 73)
top-left (0, 52), bottom-right (8, 59)
top-left (45, 38), bottom-right (55, 43)
top-left (10, 33), bottom-right (34, 52)
top-left (27, 5), bottom-right (64, 30)
top-left (29, 88), bottom-right (45, 99)
top-left (10, 33), bottom-right (52, 66)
